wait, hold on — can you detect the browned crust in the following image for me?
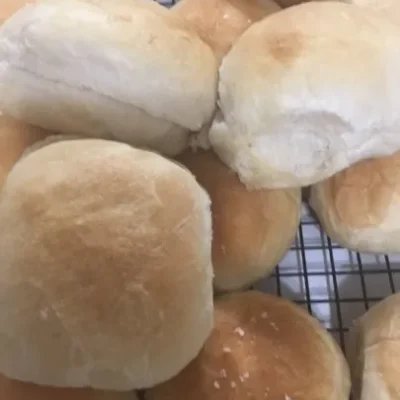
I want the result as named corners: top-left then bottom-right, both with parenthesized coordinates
top-left (171, 0), bottom-right (280, 61)
top-left (0, 114), bottom-right (50, 189)
top-left (348, 293), bottom-right (400, 400)
top-left (0, 139), bottom-right (213, 389)
top-left (312, 153), bottom-right (400, 230)
top-left (146, 291), bottom-right (350, 400)
top-left (177, 149), bottom-right (300, 290)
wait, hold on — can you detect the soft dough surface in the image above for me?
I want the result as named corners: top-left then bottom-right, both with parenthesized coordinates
top-left (0, 0), bottom-right (217, 155)
top-left (210, 2), bottom-right (400, 189)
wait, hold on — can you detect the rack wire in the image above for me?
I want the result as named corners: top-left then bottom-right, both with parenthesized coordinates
top-left (254, 203), bottom-right (400, 354)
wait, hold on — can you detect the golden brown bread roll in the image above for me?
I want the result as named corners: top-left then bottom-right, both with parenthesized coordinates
top-left (347, 292), bottom-right (400, 400)
top-left (310, 152), bottom-right (400, 253)
top-left (176, 149), bottom-right (301, 291)
top-left (0, 114), bottom-right (50, 188)
top-left (0, 139), bottom-right (214, 391)
top-left (0, 374), bottom-right (137, 400)
top-left (146, 291), bottom-right (351, 400)
top-left (171, 0), bottom-right (280, 61)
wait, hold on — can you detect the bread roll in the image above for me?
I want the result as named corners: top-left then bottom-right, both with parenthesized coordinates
top-left (209, 1), bottom-right (400, 189)
top-left (309, 152), bottom-right (400, 253)
top-left (171, 0), bottom-right (280, 62)
top-left (347, 292), bottom-right (400, 400)
top-left (0, 0), bottom-right (217, 156)
top-left (0, 139), bottom-right (214, 390)
top-left (0, 374), bottom-right (137, 400)
top-left (146, 291), bottom-right (351, 400)
top-left (176, 149), bottom-right (301, 291)
top-left (0, 114), bottom-right (50, 188)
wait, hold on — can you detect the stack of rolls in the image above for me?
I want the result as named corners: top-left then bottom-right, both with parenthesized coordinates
top-left (1, 0), bottom-right (400, 398)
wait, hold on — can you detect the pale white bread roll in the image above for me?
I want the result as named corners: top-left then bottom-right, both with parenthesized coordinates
top-left (309, 152), bottom-right (400, 253)
top-left (0, 139), bottom-right (214, 390)
top-left (347, 292), bottom-right (400, 400)
top-left (0, 374), bottom-right (138, 400)
top-left (0, 113), bottom-right (51, 188)
top-left (210, 1), bottom-right (400, 189)
top-left (146, 291), bottom-right (351, 400)
top-left (176, 149), bottom-right (301, 292)
top-left (171, 0), bottom-right (280, 62)
top-left (0, 0), bottom-right (217, 156)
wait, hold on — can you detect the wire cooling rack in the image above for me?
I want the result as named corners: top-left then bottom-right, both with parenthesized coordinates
top-left (155, 0), bottom-right (400, 358)
top-left (254, 203), bottom-right (400, 354)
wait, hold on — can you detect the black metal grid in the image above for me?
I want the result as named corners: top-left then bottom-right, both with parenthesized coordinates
top-left (254, 205), bottom-right (400, 354)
